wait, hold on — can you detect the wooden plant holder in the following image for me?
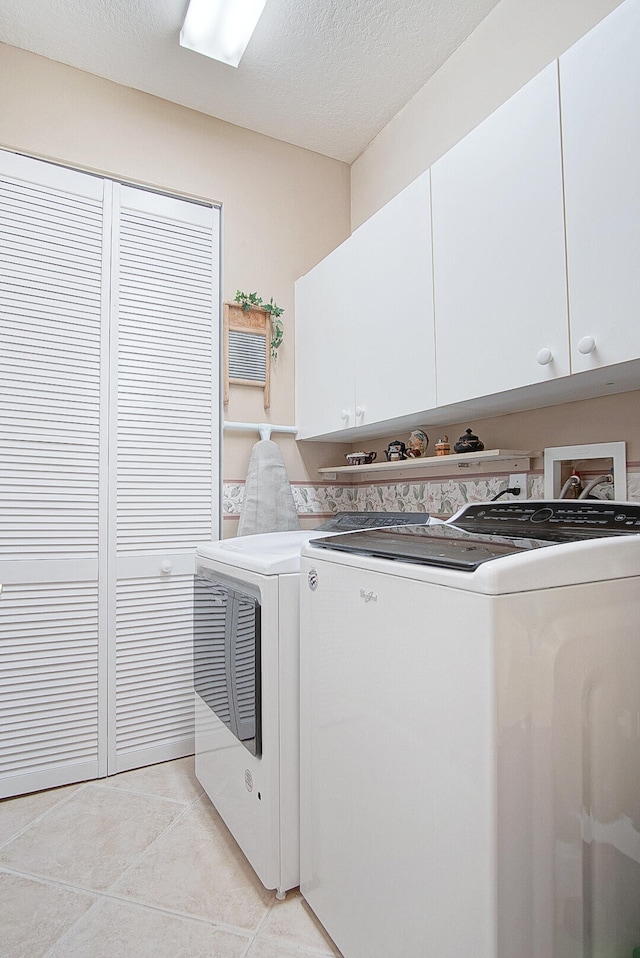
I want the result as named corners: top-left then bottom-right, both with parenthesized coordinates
top-left (223, 302), bottom-right (271, 409)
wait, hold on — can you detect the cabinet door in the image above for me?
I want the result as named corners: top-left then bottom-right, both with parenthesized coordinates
top-left (109, 185), bottom-right (220, 773)
top-left (0, 152), bottom-right (107, 797)
top-left (432, 63), bottom-right (569, 407)
top-left (560, 0), bottom-right (640, 372)
top-left (352, 171), bottom-right (435, 427)
top-left (295, 238), bottom-right (355, 439)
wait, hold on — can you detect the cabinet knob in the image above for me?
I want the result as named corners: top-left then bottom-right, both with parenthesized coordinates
top-left (340, 409), bottom-right (350, 421)
top-left (355, 405), bottom-right (365, 419)
top-left (536, 348), bottom-right (553, 366)
top-left (577, 335), bottom-right (596, 355)
top-left (161, 560), bottom-right (173, 574)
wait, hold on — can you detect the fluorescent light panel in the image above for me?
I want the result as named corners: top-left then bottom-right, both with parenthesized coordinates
top-left (180, 0), bottom-right (267, 68)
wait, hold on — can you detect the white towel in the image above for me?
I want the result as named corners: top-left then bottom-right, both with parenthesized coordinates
top-left (238, 439), bottom-right (301, 536)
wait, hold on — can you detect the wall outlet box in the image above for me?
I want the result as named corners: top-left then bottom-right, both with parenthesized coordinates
top-left (509, 473), bottom-right (528, 499)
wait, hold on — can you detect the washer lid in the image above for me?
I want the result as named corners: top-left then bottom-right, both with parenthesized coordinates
top-left (310, 524), bottom-right (553, 571)
top-left (197, 530), bottom-right (325, 574)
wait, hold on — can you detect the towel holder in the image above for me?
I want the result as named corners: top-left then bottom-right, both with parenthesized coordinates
top-left (223, 420), bottom-right (298, 442)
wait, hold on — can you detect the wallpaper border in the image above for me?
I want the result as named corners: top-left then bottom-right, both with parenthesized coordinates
top-left (224, 466), bottom-right (640, 521)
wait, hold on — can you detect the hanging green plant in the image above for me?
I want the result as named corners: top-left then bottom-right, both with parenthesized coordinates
top-left (234, 290), bottom-right (284, 359)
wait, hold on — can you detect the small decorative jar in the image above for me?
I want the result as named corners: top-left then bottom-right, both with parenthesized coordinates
top-left (454, 428), bottom-right (485, 454)
top-left (435, 435), bottom-right (451, 456)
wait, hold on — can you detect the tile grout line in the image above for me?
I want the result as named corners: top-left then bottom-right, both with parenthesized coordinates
top-left (39, 891), bottom-right (257, 958)
top-left (41, 894), bottom-right (110, 958)
top-left (244, 890), bottom-right (343, 958)
top-left (0, 862), bottom-right (99, 898)
top-left (0, 786), bottom-right (202, 919)
top-left (0, 780), bottom-right (91, 852)
top-left (1, 859), bottom-right (257, 942)
top-left (245, 931), bottom-right (343, 958)
top-left (93, 790), bottom-right (275, 938)
top-left (0, 774), bottom-right (197, 854)
top-left (99, 790), bottom-right (202, 895)
top-left (88, 778), bottom-right (198, 806)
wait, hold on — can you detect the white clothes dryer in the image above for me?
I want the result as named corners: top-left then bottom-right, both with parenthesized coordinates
top-left (194, 511), bottom-right (433, 899)
top-left (300, 500), bottom-right (640, 957)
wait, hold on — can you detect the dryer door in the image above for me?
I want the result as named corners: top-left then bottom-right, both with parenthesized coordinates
top-left (194, 570), bottom-right (262, 756)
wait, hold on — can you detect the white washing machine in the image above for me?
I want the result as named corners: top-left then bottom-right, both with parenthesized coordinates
top-left (194, 512), bottom-right (433, 898)
top-left (299, 500), bottom-right (640, 958)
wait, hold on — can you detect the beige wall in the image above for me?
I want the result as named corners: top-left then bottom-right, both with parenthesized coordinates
top-left (0, 42), bottom-right (352, 505)
top-left (374, 389), bottom-right (640, 466)
top-left (351, 0), bottom-right (623, 227)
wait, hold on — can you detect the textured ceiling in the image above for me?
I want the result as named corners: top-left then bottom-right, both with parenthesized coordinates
top-left (0, 0), bottom-right (501, 163)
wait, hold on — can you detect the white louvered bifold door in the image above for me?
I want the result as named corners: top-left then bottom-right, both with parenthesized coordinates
top-left (109, 185), bottom-right (220, 773)
top-left (0, 152), bottom-right (108, 798)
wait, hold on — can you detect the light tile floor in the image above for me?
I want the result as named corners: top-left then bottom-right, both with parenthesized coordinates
top-left (0, 757), bottom-right (342, 958)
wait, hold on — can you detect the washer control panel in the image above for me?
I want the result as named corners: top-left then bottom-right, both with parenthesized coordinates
top-left (453, 501), bottom-right (640, 538)
top-left (315, 511), bottom-right (431, 532)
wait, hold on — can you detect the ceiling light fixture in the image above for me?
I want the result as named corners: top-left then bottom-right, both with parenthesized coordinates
top-left (180, 0), bottom-right (267, 68)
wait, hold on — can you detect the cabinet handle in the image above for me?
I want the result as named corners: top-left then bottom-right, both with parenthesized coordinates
top-left (355, 405), bottom-right (365, 419)
top-left (340, 409), bottom-right (350, 422)
top-left (577, 335), bottom-right (596, 355)
top-left (161, 560), bottom-right (173, 574)
top-left (536, 348), bottom-right (553, 366)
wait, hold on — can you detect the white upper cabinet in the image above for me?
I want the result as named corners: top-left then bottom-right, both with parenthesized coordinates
top-left (295, 172), bottom-right (434, 440)
top-left (431, 62), bottom-right (570, 407)
top-left (295, 3), bottom-right (639, 442)
top-left (351, 171), bottom-right (435, 429)
top-left (560, 0), bottom-right (640, 373)
top-left (295, 236), bottom-right (356, 439)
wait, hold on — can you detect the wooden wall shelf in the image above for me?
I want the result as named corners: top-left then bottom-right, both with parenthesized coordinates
top-left (318, 449), bottom-right (538, 477)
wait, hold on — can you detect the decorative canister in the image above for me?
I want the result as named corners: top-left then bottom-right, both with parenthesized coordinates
top-left (435, 435), bottom-right (451, 456)
top-left (453, 428), bottom-right (485, 454)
